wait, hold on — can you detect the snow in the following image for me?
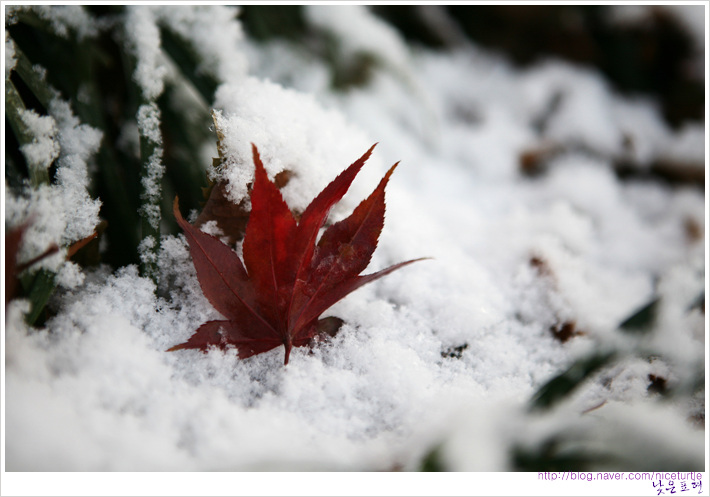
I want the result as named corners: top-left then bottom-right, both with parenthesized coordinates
top-left (153, 5), bottom-right (248, 85)
top-left (5, 96), bottom-right (102, 271)
top-left (211, 79), bottom-right (376, 212)
top-left (305, 5), bottom-right (411, 72)
top-left (18, 110), bottom-right (60, 174)
top-left (3, 4), bottom-right (706, 482)
top-left (137, 235), bottom-right (158, 273)
top-left (4, 29), bottom-right (16, 78)
top-left (136, 102), bottom-right (162, 150)
top-left (54, 261), bottom-right (85, 290)
top-left (126, 6), bottom-right (167, 245)
top-left (125, 6), bottom-right (166, 102)
top-left (136, 102), bottom-right (165, 231)
top-left (660, 122), bottom-right (707, 166)
top-left (6, 5), bottom-right (98, 40)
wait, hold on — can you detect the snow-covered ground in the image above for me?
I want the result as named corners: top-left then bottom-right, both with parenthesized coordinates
top-left (3, 3), bottom-right (706, 483)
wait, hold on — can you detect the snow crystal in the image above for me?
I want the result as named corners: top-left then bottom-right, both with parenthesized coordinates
top-left (5, 97), bottom-right (101, 272)
top-left (47, 98), bottom-right (102, 243)
top-left (7, 5), bottom-right (98, 40)
top-left (136, 102), bottom-right (162, 145)
top-left (142, 159), bottom-right (165, 205)
top-left (125, 6), bottom-right (166, 101)
top-left (19, 110), bottom-right (60, 173)
top-left (138, 235), bottom-right (158, 268)
top-left (211, 77), bottom-right (377, 213)
top-left (196, 219), bottom-right (224, 239)
top-left (55, 261), bottom-right (85, 290)
top-left (136, 103), bottom-right (165, 230)
top-left (49, 99), bottom-right (103, 160)
top-left (5, 182), bottom-right (65, 270)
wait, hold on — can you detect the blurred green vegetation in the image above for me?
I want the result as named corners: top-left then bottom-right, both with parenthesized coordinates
top-left (6, 6), bottom-right (217, 322)
top-left (6, 6), bottom-right (222, 267)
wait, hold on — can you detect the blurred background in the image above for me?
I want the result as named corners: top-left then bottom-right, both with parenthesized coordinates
top-left (245, 5), bottom-right (705, 126)
top-left (6, 4), bottom-right (704, 272)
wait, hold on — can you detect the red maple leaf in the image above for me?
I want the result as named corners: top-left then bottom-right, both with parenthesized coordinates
top-left (169, 143), bottom-right (425, 364)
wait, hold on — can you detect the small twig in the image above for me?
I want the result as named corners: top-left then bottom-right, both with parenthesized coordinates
top-left (65, 232), bottom-right (98, 259)
top-left (581, 400), bottom-right (607, 415)
top-left (16, 244), bottom-right (60, 274)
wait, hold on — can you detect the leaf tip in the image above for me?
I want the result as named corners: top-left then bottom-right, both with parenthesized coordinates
top-left (284, 337), bottom-right (292, 365)
top-left (251, 143), bottom-right (263, 166)
top-left (173, 195), bottom-right (189, 229)
top-left (377, 161), bottom-right (400, 191)
top-left (360, 142), bottom-right (378, 163)
top-left (250, 143), bottom-right (269, 182)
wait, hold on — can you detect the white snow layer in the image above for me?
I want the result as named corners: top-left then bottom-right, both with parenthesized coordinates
top-left (4, 5), bottom-right (705, 474)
